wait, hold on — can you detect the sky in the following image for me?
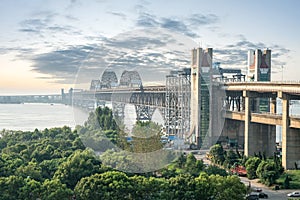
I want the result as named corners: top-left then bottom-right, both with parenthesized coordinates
top-left (0, 0), bottom-right (299, 95)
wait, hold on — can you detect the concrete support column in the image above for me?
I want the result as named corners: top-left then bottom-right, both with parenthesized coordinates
top-left (280, 92), bottom-right (300, 169)
top-left (244, 91), bottom-right (251, 156)
top-left (270, 97), bottom-right (277, 114)
top-left (244, 91), bottom-right (276, 157)
top-left (281, 93), bottom-right (289, 169)
top-left (285, 128), bottom-right (300, 169)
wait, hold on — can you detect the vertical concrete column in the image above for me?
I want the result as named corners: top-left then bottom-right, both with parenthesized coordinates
top-left (279, 92), bottom-right (300, 169)
top-left (285, 128), bottom-right (300, 169)
top-left (243, 90), bottom-right (251, 156)
top-left (270, 97), bottom-right (277, 114)
top-left (280, 92), bottom-right (290, 169)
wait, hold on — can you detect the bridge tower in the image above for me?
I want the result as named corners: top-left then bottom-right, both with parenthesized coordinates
top-left (190, 48), bottom-right (213, 148)
top-left (247, 49), bottom-right (271, 112)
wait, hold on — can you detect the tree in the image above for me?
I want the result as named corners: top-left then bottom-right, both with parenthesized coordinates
top-left (204, 165), bottom-right (228, 177)
top-left (0, 175), bottom-right (24, 200)
top-left (194, 173), bottom-right (213, 199)
top-left (208, 175), bottom-right (247, 200)
top-left (19, 178), bottom-right (42, 200)
top-left (39, 158), bottom-right (65, 179)
top-left (223, 149), bottom-right (238, 168)
top-left (74, 171), bottom-right (133, 200)
top-left (54, 149), bottom-right (102, 189)
top-left (209, 144), bottom-right (225, 165)
top-left (245, 157), bottom-right (261, 179)
top-left (15, 160), bottom-right (43, 181)
top-left (131, 121), bottom-right (163, 153)
top-left (175, 153), bottom-right (186, 169)
top-left (129, 175), bottom-right (168, 200)
top-left (283, 175), bottom-right (291, 189)
top-left (41, 179), bottom-right (73, 200)
top-left (256, 160), bottom-right (280, 186)
top-left (168, 174), bottom-right (196, 199)
top-left (185, 153), bottom-right (204, 176)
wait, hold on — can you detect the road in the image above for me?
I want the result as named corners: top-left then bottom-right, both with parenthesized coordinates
top-left (239, 176), bottom-right (298, 200)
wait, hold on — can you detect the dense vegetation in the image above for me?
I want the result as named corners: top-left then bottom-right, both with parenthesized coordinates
top-left (0, 107), bottom-right (247, 199)
top-left (208, 143), bottom-right (285, 187)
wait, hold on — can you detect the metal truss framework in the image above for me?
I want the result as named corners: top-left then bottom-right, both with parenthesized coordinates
top-left (165, 69), bottom-right (191, 140)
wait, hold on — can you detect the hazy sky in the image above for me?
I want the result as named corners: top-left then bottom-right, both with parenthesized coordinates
top-left (0, 0), bottom-right (299, 94)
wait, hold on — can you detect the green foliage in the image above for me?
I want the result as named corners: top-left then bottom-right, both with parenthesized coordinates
top-left (208, 175), bottom-right (247, 200)
top-left (256, 160), bottom-right (281, 186)
top-left (283, 175), bottom-right (291, 189)
top-left (77, 106), bottom-right (123, 152)
top-left (131, 121), bottom-right (163, 153)
top-left (245, 157), bottom-right (261, 179)
top-left (277, 170), bottom-right (300, 189)
top-left (204, 165), bottom-right (228, 177)
top-left (54, 149), bottom-right (102, 189)
top-left (223, 149), bottom-right (238, 168)
top-left (75, 171), bottom-right (133, 200)
top-left (84, 106), bottom-right (118, 131)
top-left (129, 175), bottom-right (168, 200)
top-left (15, 161), bottom-right (43, 181)
top-left (185, 153), bottom-right (204, 176)
top-left (39, 158), bottom-right (65, 179)
top-left (209, 144), bottom-right (225, 165)
top-left (41, 179), bottom-right (73, 200)
top-left (0, 107), bottom-right (249, 199)
top-left (0, 175), bottom-right (25, 200)
top-left (176, 153), bottom-right (186, 168)
top-left (168, 174), bottom-right (196, 199)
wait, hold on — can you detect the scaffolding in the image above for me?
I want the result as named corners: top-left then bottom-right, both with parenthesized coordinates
top-left (165, 68), bottom-right (191, 140)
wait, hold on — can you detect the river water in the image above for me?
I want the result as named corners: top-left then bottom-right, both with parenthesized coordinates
top-left (0, 102), bottom-right (299, 142)
top-left (0, 103), bottom-right (164, 132)
top-left (0, 103), bottom-right (88, 131)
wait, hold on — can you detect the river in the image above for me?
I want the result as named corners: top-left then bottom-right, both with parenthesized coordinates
top-left (0, 103), bottom-right (88, 131)
top-left (0, 101), bottom-right (299, 141)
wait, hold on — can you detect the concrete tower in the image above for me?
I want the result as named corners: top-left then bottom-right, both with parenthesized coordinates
top-left (247, 49), bottom-right (271, 82)
top-left (248, 49), bottom-right (272, 112)
top-left (190, 48), bottom-right (213, 148)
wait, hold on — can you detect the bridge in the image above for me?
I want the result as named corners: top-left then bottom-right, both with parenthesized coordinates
top-left (223, 81), bottom-right (300, 169)
top-left (2, 47), bottom-right (300, 170)
top-left (72, 64), bottom-right (300, 170)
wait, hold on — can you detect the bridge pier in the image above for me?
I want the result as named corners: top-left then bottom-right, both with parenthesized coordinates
top-left (244, 91), bottom-right (276, 157)
top-left (279, 92), bottom-right (300, 169)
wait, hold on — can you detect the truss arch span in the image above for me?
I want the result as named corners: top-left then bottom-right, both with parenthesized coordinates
top-left (100, 70), bottom-right (118, 88)
top-left (119, 70), bottom-right (142, 88)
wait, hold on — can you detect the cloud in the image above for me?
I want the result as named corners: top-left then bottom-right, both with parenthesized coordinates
top-left (188, 14), bottom-right (219, 26)
top-left (136, 13), bottom-right (159, 27)
top-left (161, 18), bottom-right (197, 37)
top-left (30, 45), bottom-right (97, 83)
top-left (107, 11), bottom-right (127, 20)
top-left (19, 18), bottom-right (49, 34)
top-left (28, 29), bottom-right (195, 86)
top-left (213, 38), bottom-right (290, 72)
top-left (135, 12), bottom-right (219, 38)
top-left (18, 10), bottom-right (82, 41)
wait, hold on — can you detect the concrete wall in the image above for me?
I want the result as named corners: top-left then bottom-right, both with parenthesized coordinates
top-left (222, 119), bottom-right (245, 147)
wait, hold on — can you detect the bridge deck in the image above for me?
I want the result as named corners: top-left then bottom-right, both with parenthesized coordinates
top-left (225, 111), bottom-right (300, 128)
